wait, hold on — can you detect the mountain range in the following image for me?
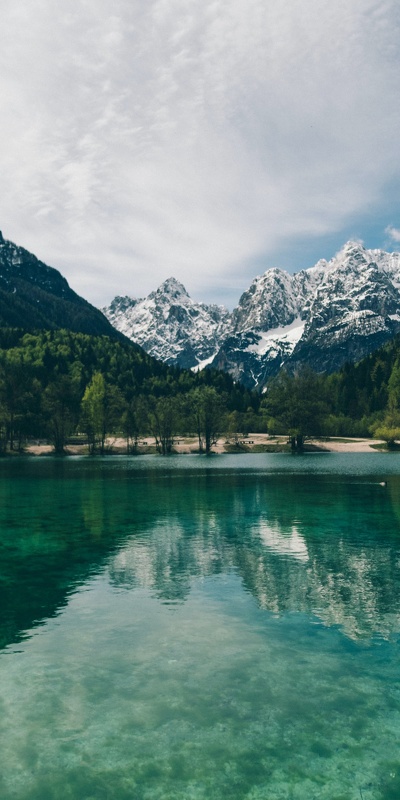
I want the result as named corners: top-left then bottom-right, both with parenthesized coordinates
top-left (1, 229), bottom-right (400, 391)
top-left (104, 241), bottom-right (400, 388)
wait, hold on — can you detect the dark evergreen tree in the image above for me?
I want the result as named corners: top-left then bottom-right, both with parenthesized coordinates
top-left (264, 367), bottom-right (328, 451)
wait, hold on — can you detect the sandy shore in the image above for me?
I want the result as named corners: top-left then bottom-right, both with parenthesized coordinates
top-left (161, 434), bottom-right (382, 454)
top-left (310, 438), bottom-right (381, 453)
top-left (23, 434), bottom-right (382, 456)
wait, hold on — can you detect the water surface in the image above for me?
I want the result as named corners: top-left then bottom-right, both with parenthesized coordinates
top-left (1, 453), bottom-right (400, 799)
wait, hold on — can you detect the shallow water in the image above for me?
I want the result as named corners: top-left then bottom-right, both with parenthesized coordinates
top-left (1, 453), bottom-right (400, 799)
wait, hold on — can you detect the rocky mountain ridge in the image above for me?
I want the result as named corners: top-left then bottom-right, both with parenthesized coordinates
top-left (104, 241), bottom-right (400, 388)
top-left (105, 277), bottom-right (231, 369)
top-left (0, 231), bottom-right (121, 338)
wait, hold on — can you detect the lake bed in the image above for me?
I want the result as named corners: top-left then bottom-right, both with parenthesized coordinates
top-left (1, 454), bottom-right (400, 799)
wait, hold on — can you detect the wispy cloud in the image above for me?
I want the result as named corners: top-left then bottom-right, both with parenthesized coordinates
top-left (385, 225), bottom-right (400, 244)
top-left (1, 0), bottom-right (400, 306)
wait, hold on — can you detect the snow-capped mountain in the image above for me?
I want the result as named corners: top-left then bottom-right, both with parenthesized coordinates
top-left (214, 242), bottom-right (400, 386)
top-left (288, 242), bottom-right (400, 374)
top-left (104, 278), bottom-right (231, 369)
top-left (103, 242), bottom-right (400, 388)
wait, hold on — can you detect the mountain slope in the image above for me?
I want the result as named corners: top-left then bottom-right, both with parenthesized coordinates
top-left (0, 232), bottom-right (121, 338)
top-left (104, 278), bottom-right (231, 368)
top-left (215, 242), bottom-right (400, 386)
top-left (103, 241), bottom-right (400, 389)
top-left (289, 243), bottom-right (400, 374)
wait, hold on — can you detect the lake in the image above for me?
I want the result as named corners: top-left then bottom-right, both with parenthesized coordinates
top-left (1, 453), bottom-right (400, 799)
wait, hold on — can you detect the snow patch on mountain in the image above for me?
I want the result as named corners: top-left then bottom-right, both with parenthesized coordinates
top-left (192, 353), bottom-right (220, 372)
top-left (246, 318), bottom-right (305, 357)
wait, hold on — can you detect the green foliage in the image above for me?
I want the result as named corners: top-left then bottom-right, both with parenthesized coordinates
top-left (42, 373), bottom-right (81, 453)
top-left (263, 367), bottom-right (328, 450)
top-left (0, 328), bottom-right (258, 453)
top-left (260, 333), bottom-right (400, 444)
top-left (372, 424), bottom-right (400, 448)
top-left (121, 397), bottom-right (149, 453)
top-left (388, 358), bottom-right (400, 411)
top-left (188, 386), bottom-right (226, 453)
top-left (370, 408), bottom-right (400, 448)
top-left (321, 334), bottom-right (400, 443)
top-left (148, 395), bottom-right (181, 455)
top-left (0, 351), bottom-right (40, 450)
top-left (80, 372), bottom-right (125, 454)
top-left (80, 372), bottom-right (107, 454)
top-left (3, 325), bottom-right (400, 453)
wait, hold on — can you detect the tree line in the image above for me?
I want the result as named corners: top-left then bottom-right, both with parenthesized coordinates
top-left (263, 335), bottom-right (400, 449)
top-left (0, 329), bottom-right (260, 454)
top-left (2, 328), bottom-right (400, 454)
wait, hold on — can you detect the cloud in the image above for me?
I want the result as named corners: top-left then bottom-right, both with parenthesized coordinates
top-left (1, 0), bottom-right (400, 306)
top-left (385, 225), bottom-right (400, 244)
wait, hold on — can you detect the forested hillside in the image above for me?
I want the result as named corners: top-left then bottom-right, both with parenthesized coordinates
top-left (0, 233), bottom-right (122, 337)
top-left (0, 329), bottom-right (258, 454)
top-left (1, 326), bottom-right (400, 454)
top-left (262, 334), bottom-right (400, 448)
top-left (325, 337), bottom-right (398, 420)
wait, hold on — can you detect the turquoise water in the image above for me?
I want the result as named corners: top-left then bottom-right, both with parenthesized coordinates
top-left (1, 453), bottom-right (400, 799)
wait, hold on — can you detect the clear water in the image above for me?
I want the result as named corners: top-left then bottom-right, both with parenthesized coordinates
top-left (1, 453), bottom-right (400, 799)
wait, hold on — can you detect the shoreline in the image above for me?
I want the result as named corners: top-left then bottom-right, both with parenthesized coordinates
top-left (20, 435), bottom-right (384, 457)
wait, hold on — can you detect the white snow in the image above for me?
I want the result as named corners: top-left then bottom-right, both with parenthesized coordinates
top-left (246, 317), bottom-right (305, 356)
top-left (192, 353), bottom-right (218, 372)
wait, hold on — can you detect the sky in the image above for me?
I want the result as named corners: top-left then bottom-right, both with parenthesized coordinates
top-left (1, 0), bottom-right (400, 309)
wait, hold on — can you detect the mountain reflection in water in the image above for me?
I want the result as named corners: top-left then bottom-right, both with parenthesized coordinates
top-left (1, 455), bottom-right (397, 649)
top-left (108, 483), bottom-right (400, 641)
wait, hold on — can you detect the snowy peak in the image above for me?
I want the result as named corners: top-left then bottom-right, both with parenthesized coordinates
top-left (306, 242), bottom-right (400, 320)
top-left (103, 279), bottom-right (231, 369)
top-left (285, 242), bottom-right (400, 375)
top-left (335, 239), bottom-right (368, 263)
top-left (107, 295), bottom-right (141, 315)
top-left (232, 268), bottom-right (300, 333)
top-left (151, 277), bottom-right (190, 300)
top-left (103, 241), bottom-right (400, 388)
